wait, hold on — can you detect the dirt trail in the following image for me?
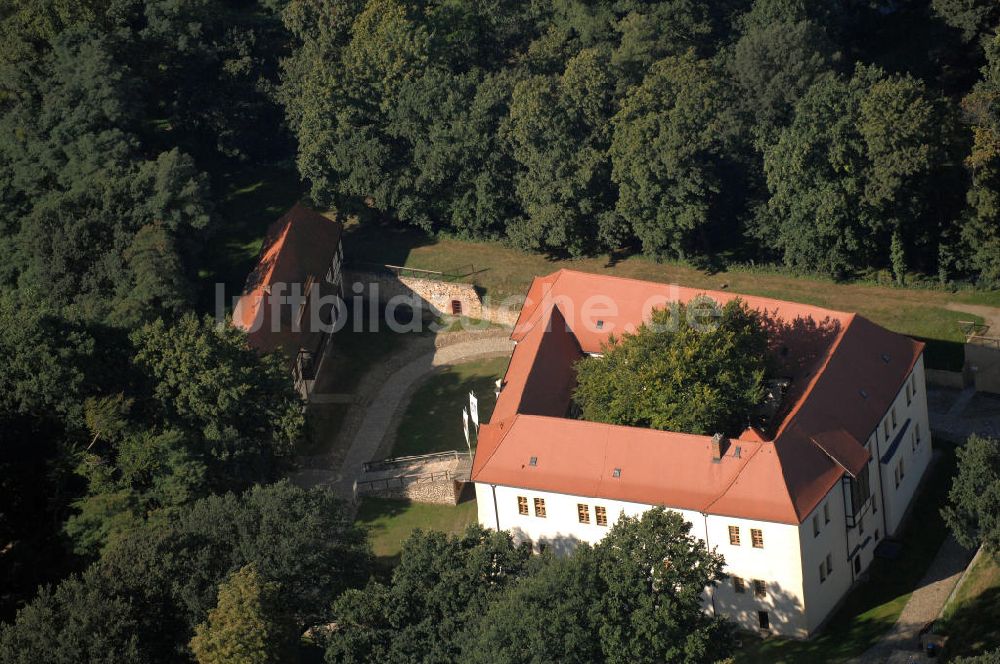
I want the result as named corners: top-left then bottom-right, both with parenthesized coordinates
top-left (945, 303), bottom-right (1000, 336)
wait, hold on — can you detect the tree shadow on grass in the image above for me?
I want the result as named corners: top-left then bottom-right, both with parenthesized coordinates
top-left (392, 360), bottom-right (505, 457)
top-left (942, 585), bottom-right (1000, 659)
top-left (340, 206), bottom-right (437, 268)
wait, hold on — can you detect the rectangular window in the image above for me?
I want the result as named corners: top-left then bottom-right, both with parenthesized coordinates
top-left (517, 496), bottom-right (528, 515)
top-left (533, 497), bottom-right (546, 518)
top-left (824, 503), bottom-right (830, 524)
top-left (916, 423), bottom-right (921, 445)
top-left (757, 610), bottom-right (770, 630)
top-left (577, 503), bottom-right (590, 524)
top-left (753, 579), bottom-right (767, 598)
top-left (826, 553), bottom-right (833, 575)
top-left (819, 563), bottom-right (826, 583)
top-left (751, 528), bottom-right (764, 549)
top-left (729, 525), bottom-right (741, 546)
top-left (906, 383), bottom-right (912, 406)
top-left (883, 419), bottom-right (890, 439)
top-left (912, 429), bottom-right (917, 452)
top-left (733, 576), bottom-right (745, 593)
top-left (911, 374), bottom-right (916, 397)
top-left (892, 407), bottom-right (898, 429)
top-left (813, 515), bottom-right (820, 537)
top-left (900, 457), bottom-right (905, 480)
top-left (894, 465), bottom-right (901, 488)
top-left (595, 506), bottom-right (608, 527)
top-left (858, 515), bottom-right (865, 535)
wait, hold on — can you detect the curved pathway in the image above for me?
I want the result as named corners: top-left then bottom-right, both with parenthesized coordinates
top-left (945, 302), bottom-right (1000, 336)
top-left (292, 332), bottom-right (514, 498)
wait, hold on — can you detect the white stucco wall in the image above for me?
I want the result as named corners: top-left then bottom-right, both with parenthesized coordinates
top-left (474, 483), bottom-right (807, 637)
top-left (874, 354), bottom-right (933, 537)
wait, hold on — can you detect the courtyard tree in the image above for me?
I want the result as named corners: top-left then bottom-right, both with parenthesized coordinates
top-left (573, 297), bottom-right (768, 436)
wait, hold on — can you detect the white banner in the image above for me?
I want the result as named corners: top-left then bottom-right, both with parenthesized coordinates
top-left (469, 391), bottom-right (479, 431)
top-left (462, 407), bottom-right (470, 450)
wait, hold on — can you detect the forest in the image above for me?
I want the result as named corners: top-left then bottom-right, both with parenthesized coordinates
top-left (1, 0), bottom-right (999, 662)
top-left (282, 0), bottom-right (1000, 283)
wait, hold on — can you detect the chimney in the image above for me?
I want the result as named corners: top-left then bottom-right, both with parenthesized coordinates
top-left (711, 433), bottom-right (727, 463)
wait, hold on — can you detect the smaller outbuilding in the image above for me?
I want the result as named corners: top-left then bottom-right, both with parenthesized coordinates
top-left (233, 204), bottom-right (344, 398)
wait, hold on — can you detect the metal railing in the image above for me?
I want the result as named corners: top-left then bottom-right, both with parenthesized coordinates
top-left (959, 320), bottom-right (1000, 349)
top-left (355, 469), bottom-right (457, 494)
top-left (346, 261), bottom-right (475, 283)
top-left (362, 450), bottom-right (462, 473)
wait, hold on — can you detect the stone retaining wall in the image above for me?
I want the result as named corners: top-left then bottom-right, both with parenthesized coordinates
top-left (966, 342), bottom-right (1000, 394)
top-left (357, 476), bottom-right (464, 505)
top-left (345, 269), bottom-right (521, 327)
top-left (926, 368), bottom-right (967, 389)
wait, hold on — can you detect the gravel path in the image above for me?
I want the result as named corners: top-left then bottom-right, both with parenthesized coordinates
top-left (852, 535), bottom-right (972, 663)
top-left (292, 333), bottom-right (514, 498)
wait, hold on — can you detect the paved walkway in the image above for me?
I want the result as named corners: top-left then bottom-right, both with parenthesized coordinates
top-left (852, 535), bottom-right (972, 663)
top-left (292, 334), bottom-right (514, 498)
top-left (928, 386), bottom-right (1000, 441)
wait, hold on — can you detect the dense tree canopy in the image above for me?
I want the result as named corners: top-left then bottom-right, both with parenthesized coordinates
top-left (574, 298), bottom-right (769, 436)
top-left (328, 508), bottom-right (732, 664)
top-left (4, 0), bottom-right (1000, 659)
top-left (757, 65), bottom-right (959, 279)
top-left (1, 483), bottom-right (369, 663)
top-left (280, 0), bottom-right (1000, 285)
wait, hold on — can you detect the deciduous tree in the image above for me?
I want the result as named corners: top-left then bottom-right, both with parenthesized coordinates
top-left (574, 297), bottom-right (768, 436)
top-left (942, 435), bottom-right (1000, 552)
top-left (190, 564), bottom-right (298, 664)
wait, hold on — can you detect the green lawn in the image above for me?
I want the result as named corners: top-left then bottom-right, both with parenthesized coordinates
top-left (391, 357), bottom-right (509, 457)
top-left (940, 552), bottom-right (1000, 660)
top-left (735, 441), bottom-right (958, 663)
top-left (355, 497), bottom-right (478, 566)
top-left (342, 217), bottom-right (998, 370)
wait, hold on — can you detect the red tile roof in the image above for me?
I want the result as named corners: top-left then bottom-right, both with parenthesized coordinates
top-left (472, 270), bottom-right (924, 524)
top-left (233, 204), bottom-right (343, 353)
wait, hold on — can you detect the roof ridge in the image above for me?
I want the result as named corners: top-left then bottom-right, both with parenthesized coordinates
top-left (702, 442), bottom-right (767, 514)
top-left (517, 271), bottom-right (567, 336)
top-left (544, 268), bottom-right (852, 319)
top-left (470, 414), bottom-right (520, 481)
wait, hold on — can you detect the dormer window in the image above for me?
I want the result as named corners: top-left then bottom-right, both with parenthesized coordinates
top-left (529, 456), bottom-right (537, 467)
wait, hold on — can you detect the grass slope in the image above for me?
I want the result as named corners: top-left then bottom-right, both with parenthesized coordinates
top-left (343, 218), bottom-right (999, 370)
top-left (391, 357), bottom-right (508, 457)
top-left (940, 552), bottom-right (1000, 660)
